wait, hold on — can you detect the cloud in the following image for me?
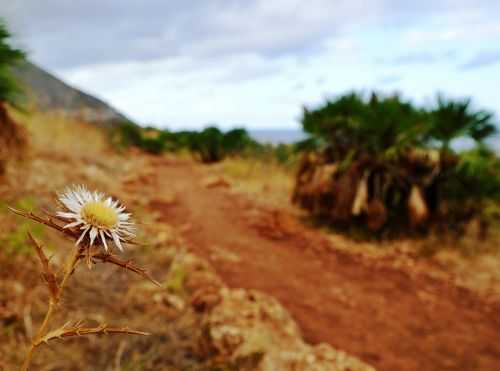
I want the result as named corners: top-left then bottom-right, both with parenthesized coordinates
top-left (461, 49), bottom-right (500, 70)
top-left (2, 0), bottom-right (369, 69)
top-left (293, 82), bottom-right (305, 91)
top-left (376, 74), bottom-right (402, 85)
top-left (4, 0), bottom-right (496, 70)
top-left (2, 0), bottom-right (500, 128)
top-left (377, 50), bottom-right (456, 66)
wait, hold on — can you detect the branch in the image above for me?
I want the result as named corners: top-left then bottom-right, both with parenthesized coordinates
top-left (8, 207), bottom-right (77, 239)
top-left (91, 253), bottom-right (162, 287)
top-left (27, 232), bottom-right (60, 301)
top-left (36, 321), bottom-right (149, 346)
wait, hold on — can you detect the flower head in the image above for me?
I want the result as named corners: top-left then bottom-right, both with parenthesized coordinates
top-left (56, 185), bottom-right (135, 251)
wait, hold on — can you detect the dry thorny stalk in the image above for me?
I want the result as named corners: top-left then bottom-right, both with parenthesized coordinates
top-left (9, 185), bottom-right (160, 371)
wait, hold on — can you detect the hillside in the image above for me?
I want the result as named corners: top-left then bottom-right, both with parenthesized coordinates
top-left (12, 61), bottom-right (128, 125)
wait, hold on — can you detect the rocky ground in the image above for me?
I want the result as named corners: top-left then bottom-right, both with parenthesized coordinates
top-left (1, 113), bottom-right (500, 370)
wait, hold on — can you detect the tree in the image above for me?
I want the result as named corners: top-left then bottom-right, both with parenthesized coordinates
top-left (0, 20), bottom-right (25, 106)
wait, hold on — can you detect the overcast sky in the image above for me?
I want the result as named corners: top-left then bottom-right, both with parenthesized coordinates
top-left (3, 1), bottom-right (500, 130)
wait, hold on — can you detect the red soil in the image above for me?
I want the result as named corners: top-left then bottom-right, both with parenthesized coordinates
top-left (151, 160), bottom-right (500, 371)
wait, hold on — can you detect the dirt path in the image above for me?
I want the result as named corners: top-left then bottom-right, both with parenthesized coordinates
top-left (150, 160), bottom-right (500, 371)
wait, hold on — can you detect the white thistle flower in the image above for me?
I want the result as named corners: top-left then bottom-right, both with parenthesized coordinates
top-left (56, 185), bottom-right (135, 251)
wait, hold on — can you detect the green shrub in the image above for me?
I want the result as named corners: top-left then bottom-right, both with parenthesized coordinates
top-left (190, 127), bottom-right (225, 163)
top-left (115, 121), bottom-right (143, 148)
top-left (140, 137), bottom-right (165, 154)
top-left (113, 122), bottom-right (262, 163)
top-left (294, 91), bottom-right (500, 235)
top-left (0, 20), bottom-right (25, 107)
top-left (222, 128), bottom-right (256, 155)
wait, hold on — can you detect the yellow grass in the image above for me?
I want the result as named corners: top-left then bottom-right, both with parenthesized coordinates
top-left (217, 156), bottom-right (295, 208)
top-left (10, 109), bottom-right (109, 155)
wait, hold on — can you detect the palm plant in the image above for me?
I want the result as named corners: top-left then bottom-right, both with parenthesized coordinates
top-left (295, 91), bottom-right (500, 235)
top-left (427, 95), bottom-right (497, 150)
top-left (302, 92), bottom-right (426, 160)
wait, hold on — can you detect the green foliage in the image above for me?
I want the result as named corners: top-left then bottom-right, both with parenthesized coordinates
top-left (444, 146), bottom-right (500, 202)
top-left (117, 121), bottom-right (143, 147)
top-left (140, 137), bottom-right (165, 154)
top-left (428, 95), bottom-right (497, 148)
top-left (114, 122), bottom-right (167, 154)
top-left (160, 130), bottom-right (197, 151)
top-left (302, 92), bottom-right (430, 158)
top-left (0, 20), bottom-right (25, 106)
top-left (222, 128), bottom-right (256, 155)
top-left (190, 126), bottom-right (225, 163)
top-left (295, 91), bottom-right (500, 235)
top-left (302, 91), bottom-right (497, 155)
top-left (188, 126), bottom-right (262, 163)
top-left (115, 122), bottom-right (262, 163)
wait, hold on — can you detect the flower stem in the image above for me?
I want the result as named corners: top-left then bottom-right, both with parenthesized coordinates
top-left (20, 248), bottom-right (82, 371)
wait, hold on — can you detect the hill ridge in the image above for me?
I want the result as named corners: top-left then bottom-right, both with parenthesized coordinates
top-left (12, 61), bottom-right (129, 126)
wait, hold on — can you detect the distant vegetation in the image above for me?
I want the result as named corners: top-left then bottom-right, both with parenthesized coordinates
top-left (114, 122), bottom-right (286, 163)
top-left (293, 92), bottom-right (500, 236)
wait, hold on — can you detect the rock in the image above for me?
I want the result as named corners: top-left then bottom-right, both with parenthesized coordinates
top-left (200, 287), bottom-right (376, 371)
top-left (164, 250), bottom-right (377, 371)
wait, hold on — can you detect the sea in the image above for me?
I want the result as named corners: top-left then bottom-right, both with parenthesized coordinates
top-left (249, 129), bottom-right (307, 144)
top-left (248, 129), bottom-right (500, 153)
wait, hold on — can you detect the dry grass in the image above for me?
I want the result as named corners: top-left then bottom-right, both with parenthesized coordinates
top-left (216, 157), bottom-right (295, 208)
top-left (0, 110), bottom-right (187, 370)
top-left (10, 109), bottom-right (109, 155)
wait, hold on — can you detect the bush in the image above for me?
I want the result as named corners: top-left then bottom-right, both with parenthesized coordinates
top-left (222, 128), bottom-right (255, 155)
top-left (140, 137), bottom-right (165, 154)
top-left (113, 123), bottom-right (261, 161)
top-left (0, 20), bottom-right (25, 107)
top-left (293, 91), bottom-right (500, 236)
top-left (116, 121), bottom-right (143, 147)
top-left (176, 126), bottom-right (260, 163)
top-left (190, 126), bottom-right (225, 163)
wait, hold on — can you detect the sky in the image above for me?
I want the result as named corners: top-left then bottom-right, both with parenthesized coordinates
top-left (2, 0), bottom-right (500, 130)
